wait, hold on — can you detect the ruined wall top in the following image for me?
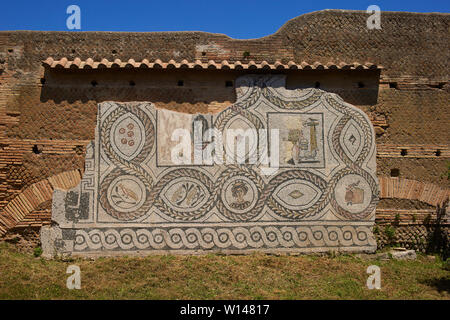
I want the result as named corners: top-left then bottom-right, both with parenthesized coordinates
top-left (1, 10), bottom-right (449, 79)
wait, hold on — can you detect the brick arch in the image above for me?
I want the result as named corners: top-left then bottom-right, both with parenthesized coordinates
top-left (0, 170), bottom-right (82, 236)
top-left (379, 176), bottom-right (449, 207)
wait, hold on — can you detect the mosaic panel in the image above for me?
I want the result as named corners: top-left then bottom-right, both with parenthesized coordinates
top-left (42, 75), bottom-right (379, 257)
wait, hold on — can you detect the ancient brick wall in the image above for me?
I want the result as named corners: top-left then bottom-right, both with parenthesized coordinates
top-left (375, 225), bottom-right (449, 258)
top-left (0, 10), bottom-right (448, 252)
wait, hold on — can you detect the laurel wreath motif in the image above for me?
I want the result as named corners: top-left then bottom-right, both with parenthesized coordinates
top-left (214, 165), bottom-right (267, 221)
top-left (151, 168), bottom-right (216, 221)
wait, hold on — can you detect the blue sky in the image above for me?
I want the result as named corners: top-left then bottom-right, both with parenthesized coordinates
top-left (1, 0), bottom-right (448, 39)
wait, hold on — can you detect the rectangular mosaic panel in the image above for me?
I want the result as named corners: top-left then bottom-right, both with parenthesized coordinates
top-left (42, 75), bottom-right (379, 257)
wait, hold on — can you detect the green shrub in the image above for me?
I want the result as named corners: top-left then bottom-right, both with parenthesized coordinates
top-left (394, 213), bottom-right (401, 225)
top-left (33, 247), bottom-right (43, 257)
top-left (373, 225), bottom-right (380, 234)
top-left (443, 258), bottom-right (450, 271)
top-left (384, 225), bottom-right (396, 242)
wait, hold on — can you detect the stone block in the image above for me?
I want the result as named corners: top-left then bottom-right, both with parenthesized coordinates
top-left (390, 249), bottom-right (417, 260)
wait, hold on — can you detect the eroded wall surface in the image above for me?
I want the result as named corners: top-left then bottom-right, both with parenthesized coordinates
top-left (42, 75), bottom-right (378, 256)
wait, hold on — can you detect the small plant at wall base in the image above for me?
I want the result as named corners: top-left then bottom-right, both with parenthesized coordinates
top-left (373, 225), bottom-right (380, 234)
top-left (242, 51), bottom-right (250, 59)
top-left (384, 225), bottom-right (396, 245)
top-left (394, 213), bottom-right (401, 226)
top-left (443, 258), bottom-right (450, 271)
top-left (33, 247), bottom-right (42, 257)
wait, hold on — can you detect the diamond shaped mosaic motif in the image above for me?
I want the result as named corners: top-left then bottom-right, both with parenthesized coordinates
top-left (289, 190), bottom-right (304, 199)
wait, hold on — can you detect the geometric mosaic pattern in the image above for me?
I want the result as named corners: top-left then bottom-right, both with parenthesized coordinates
top-left (42, 75), bottom-right (379, 256)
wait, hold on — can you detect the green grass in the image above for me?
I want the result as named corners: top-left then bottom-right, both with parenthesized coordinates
top-left (0, 243), bottom-right (448, 299)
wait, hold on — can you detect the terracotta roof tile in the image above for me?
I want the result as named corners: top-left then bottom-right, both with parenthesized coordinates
top-left (42, 57), bottom-right (383, 71)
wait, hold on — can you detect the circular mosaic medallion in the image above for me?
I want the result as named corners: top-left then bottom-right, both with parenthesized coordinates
top-left (215, 166), bottom-right (266, 221)
top-left (221, 176), bottom-right (258, 214)
top-left (107, 175), bottom-right (146, 213)
top-left (333, 173), bottom-right (372, 216)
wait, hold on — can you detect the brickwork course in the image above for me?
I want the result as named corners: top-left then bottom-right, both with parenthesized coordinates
top-left (0, 10), bottom-right (449, 253)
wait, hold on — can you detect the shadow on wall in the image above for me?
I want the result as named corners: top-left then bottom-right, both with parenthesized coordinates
top-left (39, 69), bottom-right (238, 106)
top-left (286, 69), bottom-right (380, 106)
top-left (39, 68), bottom-right (380, 107)
top-left (427, 199), bottom-right (450, 260)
